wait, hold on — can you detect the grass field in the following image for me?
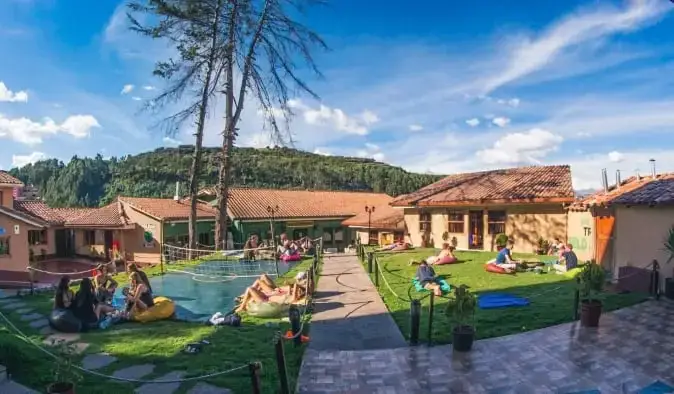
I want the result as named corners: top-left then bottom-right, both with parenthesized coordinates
top-left (0, 256), bottom-right (318, 394)
top-left (368, 248), bottom-right (649, 344)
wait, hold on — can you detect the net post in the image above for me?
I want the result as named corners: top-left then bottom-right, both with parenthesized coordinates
top-left (249, 361), bottom-right (262, 394)
top-left (274, 334), bottom-right (290, 394)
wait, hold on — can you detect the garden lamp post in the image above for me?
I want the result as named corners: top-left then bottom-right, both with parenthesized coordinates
top-left (365, 205), bottom-right (375, 245)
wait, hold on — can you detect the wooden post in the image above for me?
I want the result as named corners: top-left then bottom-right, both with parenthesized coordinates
top-left (274, 336), bottom-right (290, 394)
top-left (249, 362), bottom-right (262, 394)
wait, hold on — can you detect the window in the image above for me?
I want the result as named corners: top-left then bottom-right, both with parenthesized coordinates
top-left (334, 228), bottom-right (344, 242)
top-left (368, 230), bottom-right (378, 245)
top-left (198, 232), bottom-right (212, 246)
top-left (0, 237), bottom-right (9, 256)
top-left (394, 231), bottom-right (405, 243)
top-left (28, 230), bottom-right (47, 245)
top-left (84, 230), bottom-right (96, 246)
top-left (447, 211), bottom-right (464, 234)
top-left (487, 211), bottom-right (506, 234)
top-left (322, 230), bottom-right (333, 242)
top-left (419, 212), bottom-right (431, 232)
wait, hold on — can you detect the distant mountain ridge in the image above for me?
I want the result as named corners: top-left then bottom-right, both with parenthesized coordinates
top-left (9, 146), bottom-right (443, 207)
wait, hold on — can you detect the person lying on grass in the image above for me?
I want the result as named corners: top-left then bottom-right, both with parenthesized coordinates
top-left (486, 241), bottom-right (521, 273)
top-left (235, 273), bottom-right (307, 313)
top-left (426, 243), bottom-right (457, 265)
top-left (415, 260), bottom-right (442, 296)
top-left (93, 263), bottom-right (118, 303)
top-left (552, 243), bottom-right (578, 273)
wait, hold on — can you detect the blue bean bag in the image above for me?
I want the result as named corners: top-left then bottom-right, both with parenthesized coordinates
top-left (412, 278), bottom-right (451, 293)
top-left (478, 293), bottom-right (530, 309)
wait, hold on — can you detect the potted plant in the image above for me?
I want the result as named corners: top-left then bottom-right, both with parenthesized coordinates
top-left (578, 262), bottom-right (606, 327)
top-left (535, 237), bottom-right (550, 255)
top-left (663, 226), bottom-right (674, 300)
top-left (445, 285), bottom-right (477, 352)
top-left (47, 339), bottom-right (82, 394)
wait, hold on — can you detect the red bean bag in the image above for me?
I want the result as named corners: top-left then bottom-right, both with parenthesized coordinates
top-left (434, 256), bottom-right (458, 265)
top-left (485, 264), bottom-right (511, 274)
top-left (280, 253), bottom-right (301, 263)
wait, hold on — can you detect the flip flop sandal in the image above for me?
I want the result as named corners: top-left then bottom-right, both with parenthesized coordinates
top-left (183, 343), bottom-right (202, 354)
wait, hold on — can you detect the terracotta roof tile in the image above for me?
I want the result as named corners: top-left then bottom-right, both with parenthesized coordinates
top-left (391, 165), bottom-right (574, 207)
top-left (13, 200), bottom-right (95, 225)
top-left (223, 188), bottom-right (394, 220)
top-left (0, 171), bottom-right (23, 186)
top-left (65, 202), bottom-right (131, 227)
top-left (119, 197), bottom-right (216, 220)
top-left (570, 173), bottom-right (674, 210)
top-left (342, 203), bottom-right (404, 230)
top-left (0, 205), bottom-right (48, 227)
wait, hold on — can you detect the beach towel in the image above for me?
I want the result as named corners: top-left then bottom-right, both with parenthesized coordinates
top-left (478, 293), bottom-right (530, 309)
top-left (412, 278), bottom-right (451, 293)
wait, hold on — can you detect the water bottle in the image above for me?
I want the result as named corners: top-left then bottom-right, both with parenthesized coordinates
top-left (99, 316), bottom-right (112, 330)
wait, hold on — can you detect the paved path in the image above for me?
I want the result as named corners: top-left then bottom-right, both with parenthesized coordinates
top-left (307, 254), bottom-right (406, 351)
top-left (298, 300), bottom-right (674, 393)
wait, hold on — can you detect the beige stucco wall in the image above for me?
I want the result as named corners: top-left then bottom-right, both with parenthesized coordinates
top-left (404, 204), bottom-right (567, 253)
top-left (28, 227), bottom-right (56, 257)
top-left (613, 206), bottom-right (674, 284)
top-left (566, 210), bottom-right (595, 262)
top-left (0, 213), bottom-right (40, 272)
top-left (119, 202), bottom-right (162, 264)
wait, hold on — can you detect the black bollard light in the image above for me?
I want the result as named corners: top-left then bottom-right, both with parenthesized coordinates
top-left (249, 362), bottom-right (262, 394)
top-left (374, 258), bottom-right (380, 288)
top-left (367, 252), bottom-right (373, 273)
top-left (289, 305), bottom-right (302, 348)
top-left (410, 299), bottom-right (421, 346)
top-left (273, 336), bottom-right (290, 394)
top-left (427, 293), bottom-right (435, 345)
top-left (573, 276), bottom-right (580, 320)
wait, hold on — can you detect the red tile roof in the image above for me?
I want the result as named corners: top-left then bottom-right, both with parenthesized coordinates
top-left (391, 165), bottom-right (574, 207)
top-left (222, 188), bottom-right (394, 220)
top-left (119, 197), bottom-right (216, 221)
top-left (65, 202), bottom-right (132, 227)
top-left (0, 171), bottom-right (23, 186)
top-left (342, 203), bottom-right (405, 230)
top-left (569, 173), bottom-right (674, 210)
top-left (0, 205), bottom-right (48, 227)
top-left (14, 200), bottom-right (95, 224)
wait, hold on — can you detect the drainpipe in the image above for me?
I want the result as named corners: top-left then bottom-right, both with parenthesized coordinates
top-left (160, 219), bottom-right (165, 274)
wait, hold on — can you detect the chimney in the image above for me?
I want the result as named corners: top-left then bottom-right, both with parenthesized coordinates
top-left (615, 169), bottom-right (621, 189)
top-left (174, 181), bottom-right (180, 201)
top-left (650, 158), bottom-right (656, 178)
top-left (601, 168), bottom-right (609, 193)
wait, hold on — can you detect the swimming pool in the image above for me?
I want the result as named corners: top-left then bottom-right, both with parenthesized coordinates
top-left (116, 259), bottom-right (291, 322)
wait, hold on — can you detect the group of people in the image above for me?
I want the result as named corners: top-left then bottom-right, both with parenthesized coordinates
top-left (241, 233), bottom-right (314, 260)
top-left (486, 239), bottom-right (578, 274)
top-left (53, 262), bottom-right (155, 329)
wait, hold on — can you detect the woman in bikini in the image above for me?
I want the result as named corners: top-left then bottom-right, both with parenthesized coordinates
top-left (235, 273), bottom-right (307, 313)
top-left (125, 272), bottom-right (155, 316)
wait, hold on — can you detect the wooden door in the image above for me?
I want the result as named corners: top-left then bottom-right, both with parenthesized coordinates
top-left (595, 215), bottom-right (615, 267)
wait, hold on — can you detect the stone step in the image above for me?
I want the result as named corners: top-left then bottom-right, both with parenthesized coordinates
top-left (187, 382), bottom-right (233, 394)
top-left (81, 353), bottom-right (117, 370)
top-left (135, 371), bottom-right (185, 394)
top-left (112, 364), bottom-right (156, 381)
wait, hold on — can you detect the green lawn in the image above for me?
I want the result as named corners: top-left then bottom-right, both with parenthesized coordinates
top-left (368, 248), bottom-right (649, 344)
top-left (0, 256), bottom-right (319, 394)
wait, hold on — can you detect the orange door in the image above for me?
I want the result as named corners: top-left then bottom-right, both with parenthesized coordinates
top-left (595, 215), bottom-right (615, 266)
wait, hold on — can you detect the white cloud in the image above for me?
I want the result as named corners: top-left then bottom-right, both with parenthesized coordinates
top-left (121, 84), bottom-right (134, 94)
top-left (0, 114), bottom-right (100, 144)
top-left (357, 143), bottom-right (385, 162)
top-left (162, 136), bottom-right (181, 145)
top-left (482, 0), bottom-right (670, 93)
top-left (408, 124), bottom-right (423, 132)
top-left (476, 128), bottom-right (563, 164)
top-left (290, 99), bottom-right (379, 135)
top-left (12, 152), bottom-right (46, 167)
top-left (0, 81), bottom-right (28, 102)
top-left (492, 117), bottom-right (511, 128)
top-left (465, 118), bottom-right (480, 127)
top-left (313, 148), bottom-right (332, 156)
top-left (131, 96), bottom-right (142, 101)
top-left (142, 85), bottom-right (156, 91)
top-left (608, 150), bottom-right (624, 163)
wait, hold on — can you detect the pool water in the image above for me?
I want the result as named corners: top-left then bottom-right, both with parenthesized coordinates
top-left (115, 259), bottom-right (291, 321)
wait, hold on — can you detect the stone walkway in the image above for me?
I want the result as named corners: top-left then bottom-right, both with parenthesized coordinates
top-left (307, 254), bottom-right (406, 351)
top-left (297, 299), bottom-right (674, 393)
top-left (0, 293), bottom-right (231, 394)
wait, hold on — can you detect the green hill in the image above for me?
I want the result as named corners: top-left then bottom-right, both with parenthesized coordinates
top-left (8, 146), bottom-right (442, 207)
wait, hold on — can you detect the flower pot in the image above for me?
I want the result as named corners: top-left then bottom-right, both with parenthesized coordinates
top-left (47, 382), bottom-right (75, 394)
top-left (665, 278), bottom-right (674, 300)
top-left (580, 299), bottom-right (602, 327)
top-left (452, 325), bottom-right (475, 352)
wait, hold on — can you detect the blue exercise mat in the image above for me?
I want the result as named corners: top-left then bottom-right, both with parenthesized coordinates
top-left (638, 381), bottom-right (674, 394)
top-left (477, 293), bottom-right (530, 309)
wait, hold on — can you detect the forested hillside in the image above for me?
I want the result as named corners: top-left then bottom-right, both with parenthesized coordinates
top-left (9, 146), bottom-right (442, 207)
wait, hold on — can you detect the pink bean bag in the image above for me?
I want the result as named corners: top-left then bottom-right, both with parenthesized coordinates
top-left (485, 264), bottom-right (512, 274)
top-left (280, 253), bottom-right (301, 263)
top-left (434, 256), bottom-right (458, 265)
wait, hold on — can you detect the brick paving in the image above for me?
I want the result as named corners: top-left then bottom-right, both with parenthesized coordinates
top-left (298, 300), bottom-right (674, 393)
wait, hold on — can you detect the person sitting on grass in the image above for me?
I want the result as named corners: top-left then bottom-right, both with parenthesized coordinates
top-left (548, 237), bottom-right (565, 255)
top-left (415, 260), bottom-right (442, 296)
top-left (94, 263), bottom-right (118, 302)
top-left (235, 273), bottom-right (307, 313)
top-left (486, 241), bottom-right (520, 273)
top-left (54, 276), bottom-right (75, 310)
top-left (553, 243), bottom-right (578, 273)
top-left (127, 263), bottom-right (152, 294)
top-left (73, 277), bottom-right (115, 327)
top-left (124, 272), bottom-right (155, 316)
top-left (426, 243), bottom-right (457, 265)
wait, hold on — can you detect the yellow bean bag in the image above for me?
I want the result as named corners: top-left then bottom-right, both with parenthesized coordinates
top-left (131, 296), bottom-right (175, 323)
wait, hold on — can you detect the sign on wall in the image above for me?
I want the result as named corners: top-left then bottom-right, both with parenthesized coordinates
top-left (13, 225), bottom-right (19, 235)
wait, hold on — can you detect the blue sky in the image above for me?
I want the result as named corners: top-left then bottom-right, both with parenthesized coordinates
top-left (1, 0), bottom-right (673, 190)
